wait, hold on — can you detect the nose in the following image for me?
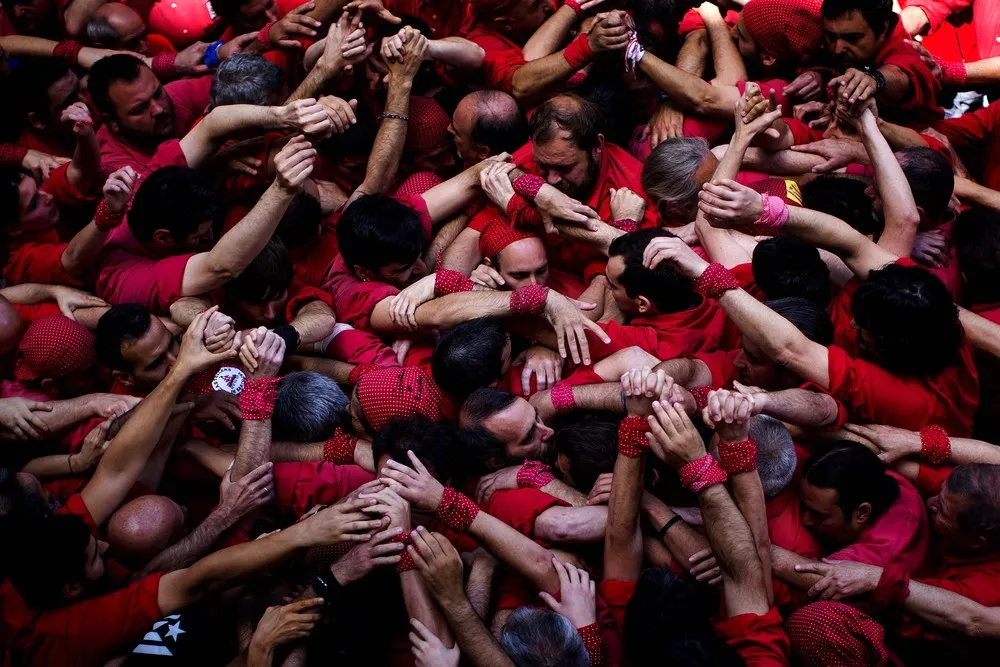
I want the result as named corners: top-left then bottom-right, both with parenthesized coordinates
top-left (98, 540), bottom-right (109, 555)
top-left (801, 511), bottom-right (814, 527)
top-left (528, 275), bottom-right (539, 285)
top-left (540, 424), bottom-right (555, 442)
top-left (733, 351), bottom-right (747, 369)
top-left (265, 302), bottom-right (280, 320)
top-left (835, 41), bottom-right (848, 54)
top-left (546, 173), bottom-right (561, 186)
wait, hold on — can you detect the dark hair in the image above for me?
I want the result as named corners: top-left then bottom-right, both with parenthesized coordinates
top-left (955, 206), bottom-right (1000, 304)
top-left (624, 568), bottom-right (743, 666)
top-left (852, 263), bottom-right (961, 376)
top-left (371, 416), bottom-right (463, 482)
top-left (6, 514), bottom-right (92, 609)
top-left (209, 53), bottom-right (285, 109)
top-left (460, 387), bottom-right (518, 424)
top-left (276, 191), bottom-right (322, 250)
top-left (766, 297), bottom-right (834, 346)
top-left (821, 0), bottom-right (896, 36)
top-left (529, 94), bottom-right (605, 152)
top-left (802, 176), bottom-right (881, 238)
top-left (551, 412), bottom-right (617, 492)
top-left (500, 608), bottom-right (589, 667)
top-left (946, 464), bottom-right (1000, 551)
top-left (897, 147), bottom-right (954, 220)
top-left (608, 229), bottom-right (701, 313)
top-left (128, 166), bottom-right (220, 243)
top-left (336, 194), bottom-right (427, 273)
top-left (752, 236), bottom-right (831, 307)
top-left (87, 53), bottom-right (147, 118)
top-left (802, 441), bottom-right (899, 521)
top-left (0, 168), bottom-right (21, 228)
top-left (460, 388), bottom-right (520, 470)
top-left (469, 91), bottom-right (529, 155)
top-left (225, 239), bottom-right (293, 304)
top-left (432, 317), bottom-right (508, 400)
top-left (9, 58), bottom-right (72, 125)
top-left (85, 16), bottom-right (121, 47)
top-left (95, 304), bottom-right (153, 371)
top-left (273, 372), bottom-right (349, 441)
top-left (206, 0), bottom-right (252, 21)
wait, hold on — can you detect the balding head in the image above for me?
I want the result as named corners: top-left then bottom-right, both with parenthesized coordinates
top-left (88, 4), bottom-right (147, 52)
top-left (0, 295), bottom-right (22, 358)
top-left (107, 495), bottom-right (185, 567)
top-left (451, 90), bottom-right (526, 167)
top-left (935, 464), bottom-right (1000, 556)
top-left (528, 94), bottom-right (605, 199)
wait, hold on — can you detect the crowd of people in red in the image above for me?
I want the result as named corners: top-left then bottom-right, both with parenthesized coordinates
top-left (2, 0), bottom-right (1000, 664)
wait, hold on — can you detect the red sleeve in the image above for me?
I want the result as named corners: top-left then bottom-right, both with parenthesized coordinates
top-left (284, 282), bottom-right (334, 322)
top-left (164, 76), bottom-right (212, 121)
top-left (904, 0), bottom-right (971, 33)
top-left (677, 8), bottom-right (739, 36)
top-left (394, 193), bottom-right (433, 238)
top-left (96, 252), bottom-right (195, 314)
top-left (731, 262), bottom-right (766, 301)
top-left (331, 281), bottom-right (399, 331)
top-left (714, 607), bottom-right (791, 666)
top-left (915, 463), bottom-right (953, 496)
top-left (933, 102), bottom-right (1000, 150)
top-left (323, 325), bottom-right (398, 366)
top-left (2, 242), bottom-right (81, 287)
top-left (782, 117), bottom-right (824, 146)
top-left (485, 488), bottom-right (568, 539)
top-left (586, 320), bottom-right (660, 362)
top-left (40, 163), bottom-right (97, 207)
top-left (56, 492), bottom-right (99, 535)
top-left (596, 579), bottom-right (636, 631)
top-left (471, 34), bottom-right (527, 93)
top-left (694, 349), bottom-right (740, 388)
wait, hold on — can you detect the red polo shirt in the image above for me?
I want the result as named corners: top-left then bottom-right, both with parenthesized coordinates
top-left (387, 0), bottom-right (470, 38)
top-left (466, 24), bottom-right (525, 92)
top-left (933, 100), bottom-right (1000, 191)
top-left (873, 21), bottom-right (943, 127)
top-left (714, 607), bottom-right (791, 666)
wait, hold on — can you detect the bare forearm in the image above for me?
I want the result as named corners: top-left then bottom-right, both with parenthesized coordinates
top-left (532, 382), bottom-right (622, 422)
top-left (288, 59), bottom-right (344, 103)
top-left (61, 222), bottom-right (110, 276)
top-left (465, 561), bottom-right (496, 619)
top-left (169, 297), bottom-right (213, 329)
top-left (534, 505), bottom-right (607, 543)
top-left (353, 81), bottom-right (412, 199)
top-left (963, 57), bottom-right (1000, 87)
top-left (676, 29), bottom-right (709, 77)
top-left (467, 510), bottom-right (560, 593)
top-left (423, 162), bottom-right (489, 222)
top-left (639, 52), bottom-right (735, 117)
top-left (281, 355), bottom-right (354, 383)
top-left (741, 147), bottom-right (827, 175)
top-left (0, 283), bottom-right (56, 305)
top-left (954, 177), bottom-right (1000, 211)
top-left (510, 52), bottom-right (577, 103)
top-left (651, 358), bottom-right (713, 387)
top-left (878, 118), bottom-right (928, 150)
top-left (141, 504), bottom-right (236, 576)
top-left (769, 545), bottom-right (822, 591)
top-left (645, 502), bottom-right (711, 569)
top-left (270, 441), bottom-right (324, 462)
top-left (522, 5), bottom-right (577, 61)
top-left (604, 452), bottom-right (644, 581)
top-left (959, 307), bottom-right (1000, 360)
top-left (539, 479), bottom-right (588, 507)
top-left (904, 581), bottom-right (1000, 638)
top-left (702, 10), bottom-right (746, 84)
top-left (442, 599), bottom-right (515, 667)
top-left (232, 419), bottom-right (272, 481)
top-left (427, 38), bottom-right (485, 69)
top-left (31, 394), bottom-right (102, 432)
top-left (289, 301), bottom-right (336, 347)
top-left (66, 133), bottom-right (101, 194)
top-left (727, 465), bottom-right (773, 605)
top-left (439, 227), bottom-right (482, 274)
top-left (180, 105), bottom-right (285, 167)
top-left (861, 113), bottom-right (919, 256)
top-left (755, 389), bottom-right (840, 428)
top-left (400, 572), bottom-right (454, 647)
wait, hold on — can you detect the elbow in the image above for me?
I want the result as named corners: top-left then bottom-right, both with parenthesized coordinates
top-left (509, 70), bottom-right (534, 102)
top-left (535, 513), bottom-right (575, 543)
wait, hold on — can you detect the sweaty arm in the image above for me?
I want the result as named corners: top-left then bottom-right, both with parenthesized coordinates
top-left (346, 75), bottom-right (412, 206)
top-left (288, 299), bottom-right (337, 347)
top-left (753, 388), bottom-right (841, 429)
top-left (858, 109), bottom-right (920, 257)
top-left (638, 51), bottom-right (739, 117)
top-left (523, 4), bottom-right (578, 60)
top-left (533, 505), bottom-right (607, 544)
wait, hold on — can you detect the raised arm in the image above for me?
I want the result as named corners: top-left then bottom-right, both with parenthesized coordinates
top-left (231, 331), bottom-right (286, 480)
top-left (62, 103), bottom-right (101, 195)
top-left (638, 50), bottom-right (739, 118)
top-left (522, 3), bottom-right (579, 60)
top-left (749, 387), bottom-right (842, 429)
top-left (699, 3), bottom-right (746, 85)
top-left (61, 167), bottom-right (136, 276)
top-left (293, 12), bottom-right (367, 101)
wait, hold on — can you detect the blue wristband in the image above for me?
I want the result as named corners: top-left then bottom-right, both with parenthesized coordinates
top-left (203, 40), bottom-right (224, 68)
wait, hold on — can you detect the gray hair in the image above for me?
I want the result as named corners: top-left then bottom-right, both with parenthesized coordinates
top-left (640, 137), bottom-right (711, 217)
top-left (209, 54), bottom-right (285, 109)
top-left (499, 608), bottom-right (589, 667)
top-left (750, 415), bottom-right (797, 498)
top-left (272, 372), bottom-right (349, 441)
top-left (85, 17), bottom-right (121, 48)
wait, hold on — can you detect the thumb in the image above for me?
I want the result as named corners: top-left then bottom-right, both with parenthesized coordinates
top-left (538, 591), bottom-right (558, 611)
top-left (349, 98), bottom-right (358, 109)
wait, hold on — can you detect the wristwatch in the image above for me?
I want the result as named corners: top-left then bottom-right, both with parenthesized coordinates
top-left (312, 572), bottom-right (343, 604)
top-left (862, 65), bottom-right (886, 92)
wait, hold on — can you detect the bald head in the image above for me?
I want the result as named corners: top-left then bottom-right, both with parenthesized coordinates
top-left (88, 4), bottom-right (146, 51)
top-left (107, 495), bottom-right (185, 566)
top-left (451, 90), bottom-right (527, 166)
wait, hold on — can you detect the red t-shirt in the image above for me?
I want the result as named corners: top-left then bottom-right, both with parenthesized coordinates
top-left (273, 462), bottom-right (376, 519)
top-left (766, 485), bottom-right (823, 612)
top-left (933, 99), bottom-right (1000, 191)
top-left (97, 76), bottom-right (211, 177)
top-left (387, 0), bottom-right (470, 38)
top-left (466, 25), bottom-right (525, 93)
top-left (0, 573), bottom-right (164, 667)
top-left (484, 487), bottom-right (568, 539)
top-left (714, 607), bottom-right (791, 666)
top-left (2, 241), bottom-right (79, 287)
top-left (95, 223), bottom-right (195, 315)
top-left (873, 22), bottom-right (943, 128)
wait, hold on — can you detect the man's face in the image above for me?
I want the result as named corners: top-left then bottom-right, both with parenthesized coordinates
top-left (449, 99), bottom-right (479, 167)
top-left (605, 255), bottom-right (639, 314)
top-left (495, 239), bottom-right (549, 289)
top-left (533, 132), bottom-right (600, 200)
top-left (824, 11), bottom-right (881, 65)
top-left (482, 397), bottom-right (554, 461)
top-left (799, 479), bottom-right (865, 547)
top-left (181, 221), bottom-right (215, 253)
top-left (8, 0), bottom-right (57, 35)
top-left (507, 0), bottom-right (555, 38)
top-left (39, 71), bottom-right (83, 134)
top-left (733, 16), bottom-right (759, 62)
top-left (82, 535), bottom-right (109, 584)
top-left (102, 5), bottom-right (149, 53)
top-left (734, 338), bottom-right (780, 389)
top-left (120, 316), bottom-right (178, 390)
top-left (373, 258), bottom-right (425, 289)
top-left (106, 67), bottom-right (175, 145)
top-left (927, 483), bottom-right (977, 556)
top-left (16, 174), bottom-right (59, 232)
top-left (235, 289), bottom-right (290, 328)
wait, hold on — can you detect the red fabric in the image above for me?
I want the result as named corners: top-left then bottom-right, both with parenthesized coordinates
top-left (617, 415), bottom-right (651, 457)
top-left (386, 0), bottom-right (470, 38)
top-left (324, 326), bottom-right (399, 368)
top-left (435, 487), bottom-right (480, 532)
top-left (485, 488), bottom-right (568, 539)
top-left (742, 0), bottom-right (824, 61)
top-left (0, 143), bottom-right (28, 166)
top-left (905, 0), bottom-right (1000, 59)
top-left (767, 485), bottom-right (823, 611)
top-left (405, 97), bottom-right (451, 153)
top-left (718, 438), bottom-right (757, 474)
top-left (510, 284), bottom-right (549, 315)
top-left (146, 0), bottom-right (219, 47)
top-left (516, 460), bottom-right (555, 489)
top-left (356, 366), bottom-right (442, 430)
top-left (677, 8), bottom-right (739, 37)
top-left (290, 216), bottom-right (340, 288)
top-left (321, 256), bottom-right (400, 331)
top-left (900, 553), bottom-right (1000, 639)
top-left (678, 454), bottom-right (728, 492)
top-left (284, 282), bottom-right (334, 323)
top-left (96, 223), bottom-right (195, 315)
top-left (466, 25), bottom-right (526, 93)
top-left (0, 573), bottom-right (164, 667)
top-left (239, 377), bottom-right (279, 420)
top-left (97, 76), bottom-right (211, 177)
top-left (395, 171), bottom-right (443, 198)
top-left (40, 163), bottom-right (95, 208)
top-left (873, 22), bottom-right (944, 127)
top-left (695, 263), bottom-right (741, 301)
top-left (786, 601), bottom-right (889, 667)
top-left (479, 217), bottom-right (537, 259)
top-left (695, 349), bottom-right (742, 389)
top-left (14, 316), bottom-right (95, 381)
top-left (914, 462), bottom-right (953, 496)
top-left (434, 269), bottom-right (475, 296)
top-left (273, 462), bottom-right (375, 518)
top-left (919, 425), bottom-right (951, 464)
top-left (597, 579), bottom-right (636, 634)
top-left (827, 472), bottom-right (931, 574)
top-left (715, 607), bottom-right (791, 667)
top-left (3, 241), bottom-right (78, 287)
top-left (933, 99), bottom-right (1000, 191)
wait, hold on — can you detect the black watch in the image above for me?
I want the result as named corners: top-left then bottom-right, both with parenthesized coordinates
top-left (273, 323), bottom-right (301, 351)
top-left (862, 65), bottom-right (886, 92)
top-left (312, 573), bottom-right (343, 604)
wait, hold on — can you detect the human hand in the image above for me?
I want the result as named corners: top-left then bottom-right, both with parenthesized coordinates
top-left (621, 367), bottom-right (671, 417)
top-left (542, 290), bottom-right (611, 366)
top-left (217, 32), bottom-right (258, 61)
top-left (474, 466), bottom-right (519, 505)
top-left (247, 330), bottom-right (287, 379)
top-left (385, 30), bottom-right (427, 83)
top-left (783, 70), bottom-right (824, 101)
top-left (61, 101), bottom-right (94, 137)
top-left (299, 496), bottom-right (387, 546)
top-left (793, 100), bottom-right (828, 123)
top-left (587, 10), bottom-right (630, 53)
top-left (323, 11), bottom-right (368, 71)
top-left (380, 451), bottom-right (445, 512)
top-left (49, 286), bottom-right (107, 320)
top-left (645, 101), bottom-right (684, 148)
top-left (828, 68), bottom-right (878, 107)
top-left (788, 138), bottom-right (862, 173)
top-left (519, 345), bottom-right (563, 393)
top-left (273, 135), bottom-right (318, 191)
top-left (267, 3), bottom-right (322, 49)
top-left (330, 524), bottom-right (406, 584)
top-left (538, 558), bottom-right (596, 628)
top-left (587, 472), bottom-right (613, 505)
top-left (228, 155), bottom-right (262, 176)
top-left (174, 306), bottom-right (239, 376)
top-left (318, 96), bottom-right (358, 134)
top-left (393, 337), bottom-right (413, 364)
top-left (646, 399), bottom-right (707, 467)
top-left (688, 548), bottom-right (722, 586)
top-left (842, 423), bottom-right (922, 465)
top-left (89, 393), bottom-right (142, 419)
top-left (344, 0), bottom-right (402, 24)
top-left (794, 559), bottom-right (882, 600)
top-left (905, 39), bottom-right (942, 84)
top-left (388, 273), bottom-right (435, 331)
top-left (697, 178), bottom-right (764, 230)
top-left (911, 229), bottom-right (949, 268)
top-left (219, 461), bottom-right (274, 520)
top-left (21, 149), bottom-right (68, 181)
top-left (700, 389), bottom-right (752, 444)
top-left (172, 41), bottom-right (211, 76)
top-left (641, 234), bottom-right (709, 279)
top-left (102, 166), bottom-right (138, 217)
top-left (0, 397), bottom-right (52, 439)
top-left (534, 185), bottom-right (601, 235)
top-left (203, 309), bottom-right (236, 354)
top-left (251, 598), bottom-right (324, 652)
top-left (280, 100), bottom-right (333, 137)
top-left (358, 486), bottom-right (411, 533)
top-left (410, 618), bottom-right (459, 667)
top-left (470, 264), bottom-right (505, 289)
top-left (381, 25), bottom-right (424, 63)
top-left (608, 187), bottom-right (646, 222)
top-left (479, 161), bottom-right (518, 210)
top-left (191, 390), bottom-right (241, 430)
top-left (73, 419), bottom-right (111, 470)
top-left (733, 83), bottom-right (783, 142)
top-left (410, 528), bottom-right (466, 606)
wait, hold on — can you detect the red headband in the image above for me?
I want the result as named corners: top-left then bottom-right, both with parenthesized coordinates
top-left (479, 217), bottom-right (539, 260)
top-left (742, 0), bottom-right (823, 61)
top-left (356, 367), bottom-right (442, 431)
top-left (15, 316), bottom-right (96, 381)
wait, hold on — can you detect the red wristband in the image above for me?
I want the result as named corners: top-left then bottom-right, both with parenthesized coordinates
top-left (618, 415), bottom-right (651, 457)
top-left (510, 284), bottom-right (549, 316)
top-left (257, 21), bottom-right (276, 49)
top-left (506, 193), bottom-right (530, 219)
top-left (611, 218), bottom-right (639, 233)
top-left (239, 377), bottom-right (280, 420)
top-left (94, 200), bottom-right (124, 232)
top-left (577, 622), bottom-right (604, 667)
top-left (348, 363), bottom-right (378, 385)
top-left (52, 40), bottom-right (83, 65)
top-left (550, 383), bottom-right (576, 412)
top-left (150, 52), bottom-right (176, 79)
top-left (694, 263), bottom-right (740, 301)
top-left (393, 532), bottom-right (416, 573)
top-left (919, 425), bottom-right (951, 466)
top-left (0, 144), bottom-right (28, 168)
top-left (563, 0), bottom-right (583, 14)
top-left (435, 488), bottom-right (479, 532)
top-left (939, 59), bottom-right (968, 87)
top-left (512, 173), bottom-right (545, 201)
top-left (689, 386), bottom-right (710, 411)
top-left (323, 428), bottom-right (359, 464)
top-left (718, 438), bottom-right (757, 474)
top-left (564, 32), bottom-right (594, 70)
top-left (678, 454), bottom-right (728, 492)
top-left (517, 460), bottom-right (555, 489)
top-left (434, 269), bottom-right (475, 296)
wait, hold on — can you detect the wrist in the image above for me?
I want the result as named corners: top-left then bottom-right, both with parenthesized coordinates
top-left (248, 637), bottom-right (274, 663)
